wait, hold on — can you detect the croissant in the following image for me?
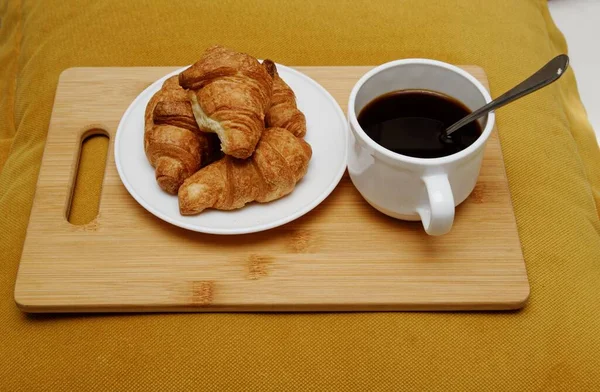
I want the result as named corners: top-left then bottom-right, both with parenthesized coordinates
top-left (144, 75), bottom-right (219, 195)
top-left (179, 45), bottom-right (273, 159)
top-left (262, 60), bottom-right (307, 138)
top-left (178, 127), bottom-right (312, 215)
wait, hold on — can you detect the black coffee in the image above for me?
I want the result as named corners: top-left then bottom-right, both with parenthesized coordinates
top-left (357, 89), bottom-right (482, 158)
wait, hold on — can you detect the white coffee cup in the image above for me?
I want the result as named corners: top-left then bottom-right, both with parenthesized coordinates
top-left (347, 59), bottom-right (495, 236)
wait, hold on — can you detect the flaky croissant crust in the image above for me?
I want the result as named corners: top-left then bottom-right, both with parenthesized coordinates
top-left (144, 76), bottom-right (219, 194)
top-left (262, 59), bottom-right (307, 138)
top-left (178, 127), bottom-right (312, 215)
top-left (179, 45), bottom-right (273, 159)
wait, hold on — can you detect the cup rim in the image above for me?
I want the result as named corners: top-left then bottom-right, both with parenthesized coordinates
top-left (347, 58), bottom-right (495, 166)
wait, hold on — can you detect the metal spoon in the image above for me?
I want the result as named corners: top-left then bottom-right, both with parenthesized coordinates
top-left (442, 54), bottom-right (569, 140)
top-left (366, 55), bottom-right (570, 155)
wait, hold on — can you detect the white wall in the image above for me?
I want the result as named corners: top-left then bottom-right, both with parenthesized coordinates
top-left (549, 0), bottom-right (600, 141)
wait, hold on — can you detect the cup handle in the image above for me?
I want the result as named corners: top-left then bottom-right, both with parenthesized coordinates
top-left (417, 174), bottom-right (455, 236)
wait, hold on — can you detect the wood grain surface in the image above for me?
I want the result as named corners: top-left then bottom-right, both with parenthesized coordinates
top-left (14, 66), bottom-right (529, 313)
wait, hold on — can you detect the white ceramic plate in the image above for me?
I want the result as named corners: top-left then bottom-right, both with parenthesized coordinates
top-left (114, 64), bottom-right (348, 235)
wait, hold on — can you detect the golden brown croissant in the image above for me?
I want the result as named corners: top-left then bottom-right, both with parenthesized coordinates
top-left (179, 45), bottom-right (273, 159)
top-left (178, 127), bottom-right (312, 215)
top-left (262, 59), bottom-right (307, 138)
top-left (144, 75), bottom-right (219, 195)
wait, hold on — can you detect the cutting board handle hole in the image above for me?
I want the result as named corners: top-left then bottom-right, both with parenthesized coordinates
top-left (66, 129), bottom-right (109, 225)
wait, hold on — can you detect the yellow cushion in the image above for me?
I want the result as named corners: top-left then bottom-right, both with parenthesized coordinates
top-left (1, 0), bottom-right (600, 390)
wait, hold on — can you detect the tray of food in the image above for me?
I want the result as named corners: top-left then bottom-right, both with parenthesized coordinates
top-left (14, 46), bottom-right (529, 313)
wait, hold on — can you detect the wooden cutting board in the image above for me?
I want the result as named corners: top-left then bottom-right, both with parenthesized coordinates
top-left (14, 66), bottom-right (529, 313)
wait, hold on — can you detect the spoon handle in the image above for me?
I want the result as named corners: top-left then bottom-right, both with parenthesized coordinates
top-left (445, 54), bottom-right (569, 136)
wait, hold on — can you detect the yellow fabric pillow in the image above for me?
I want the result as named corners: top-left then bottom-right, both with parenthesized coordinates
top-left (1, 0), bottom-right (600, 390)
